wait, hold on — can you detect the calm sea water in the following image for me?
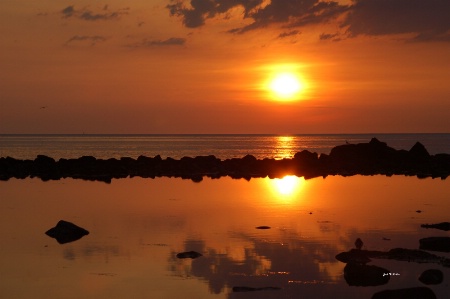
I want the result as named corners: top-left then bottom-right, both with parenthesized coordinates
top-left (1, 176), bottom-right (450, 299)
top-left (1, 134), bottom-right (450, 298)
top-left (1, 134), bottom-right (449, 160)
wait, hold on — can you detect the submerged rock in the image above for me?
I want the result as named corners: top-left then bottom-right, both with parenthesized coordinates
top-left (344, 263), bottom-right (390, 286)
top-left (419, 269), bottom-right (444, 285)
top-left (371, 287), bottom-right (436, 299)
top-left (419, 237), bottom-right (450, 252)
top-left (255, 226), bottom-right (271, 229)
top-left (176, 251), bottom-right (202, 259)
top-left (45, 220), bottom-right (89, 244)
top-left (421, 222), bottom-right (450, 231)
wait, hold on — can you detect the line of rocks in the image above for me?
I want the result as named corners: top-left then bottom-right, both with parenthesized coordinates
top-left (1, 138), bottom-right (449, 183)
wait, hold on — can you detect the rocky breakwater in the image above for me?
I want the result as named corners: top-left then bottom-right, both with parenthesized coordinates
top-left (1, 138), bottom-right (449, 183)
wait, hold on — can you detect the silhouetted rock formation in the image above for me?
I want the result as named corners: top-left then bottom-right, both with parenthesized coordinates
top-left (421, 222), bottom-right (450, 231)
top-left (45, 220), bottom-right (89, 244)
top-left (371, 287), bottom-right (436, 299)
top-left (336, 248), bottom-right (450, 267)
top-left (344, 263), bottom-right (390, 286)
top-left (418, 269), bottom-right (444, 285)
top-left (419, 237), bottom-right (450, 252)
top-left (1, 138), bottom-right (449, 182)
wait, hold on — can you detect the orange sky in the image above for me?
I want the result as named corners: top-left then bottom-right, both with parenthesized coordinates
top-left (1, 0), bottom-right (449, 134)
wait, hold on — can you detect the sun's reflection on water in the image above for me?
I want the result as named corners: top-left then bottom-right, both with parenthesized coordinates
top-left (273, 136), bottom-right (296, 159)
top-left (267, 175), bottom-right (304, 202)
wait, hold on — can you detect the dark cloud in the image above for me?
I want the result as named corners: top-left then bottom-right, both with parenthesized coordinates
top-left (61, 5), bottom-right (129, 21)
top-left (343, 0), bottom-right (450, 42)
top-left (167, 0), bottom-right (264, 28)
top-left (278, 30), bottom-right (300, 38)
top-left (127, 37), bottom-right (187, 48)
top-left (61, 5), bottom-right (76, 18)
top-left (65, 35), bottom-right (108, 46)
top-left (319, 32), bottom-right (339, 40)
top-left (167, 0), bottom-right (347, 32)
top-left (167, 0), bottom-right (450, 42)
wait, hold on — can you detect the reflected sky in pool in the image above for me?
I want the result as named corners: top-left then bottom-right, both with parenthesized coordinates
top-left (1, 175), bottom-right (449, 298)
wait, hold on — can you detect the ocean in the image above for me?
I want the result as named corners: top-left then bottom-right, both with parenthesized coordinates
top-left (1, 133), bottom-right (449, 160)
top-left (1, 133), bottom-right (450, 299)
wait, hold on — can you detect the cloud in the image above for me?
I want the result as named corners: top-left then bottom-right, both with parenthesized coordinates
top-left (167, 0), bottom-right (450, 42)
top-left (61, 5), bottom-right (129, 21)
top-left (342, 0), bottom-right (450, 42)
top-left (127, 37), bottom-right (187, 48)
top-left (278, 30), bottom-right (300, 38)
top-left (65, 35), bottom-right (108, 46)
top-left (167, 0), bottom-right (347, 32)
top-left (319, 32), bottom-right (339, 40)
top-left (166, 0), bottom-right (265, 28)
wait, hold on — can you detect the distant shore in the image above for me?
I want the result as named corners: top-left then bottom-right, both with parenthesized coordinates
top-left (1, 138), bottom-right (449, 183)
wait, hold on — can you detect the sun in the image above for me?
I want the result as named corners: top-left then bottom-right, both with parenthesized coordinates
top-left (268, 72), bottom-right (304, 100)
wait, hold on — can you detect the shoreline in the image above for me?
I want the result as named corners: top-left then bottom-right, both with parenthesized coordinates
top-left (1, 138), bottom-right (449, 183)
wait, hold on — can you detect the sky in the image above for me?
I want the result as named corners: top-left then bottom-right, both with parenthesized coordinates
top-left (1, 0), bottom-right (449, 134)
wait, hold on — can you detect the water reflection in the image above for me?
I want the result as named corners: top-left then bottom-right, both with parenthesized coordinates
top-left (1, 176), bottom-right (450, 299)
top-left (268, 175), bottom-right (303, 201)
top-left (273, 136), bottom-right (295, 159)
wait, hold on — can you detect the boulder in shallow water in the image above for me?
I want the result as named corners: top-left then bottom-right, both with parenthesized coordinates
top-left (371, 287), bottom-right (436, 299)
top-left (344, 263), bottom-right (390, 286)
top-left (45, 220), bottom-right (89, 244)
top-left (419, 237), bottom-right (450, 252)
top-left (419, 269), bottom-right (444, 285)
top-left (421, 222), bottom-right (450, 231)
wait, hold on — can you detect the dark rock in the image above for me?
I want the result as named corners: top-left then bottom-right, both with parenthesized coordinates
top-left (355, 238), bottom-right (363, 250)
top-left (371, 287), bottom-right (436, 299)
top-left (419, 237), bottom-right (450, 252)
top-left (232, 286), bottom-right (281, 292)
top-left (409, 142), bottom-right (430, 159)
top-left (176, 251), bottom-right (202, 259)
top-left (421, 222), bottom-right (450, 231)
top-left (45, 220), bottom-right (89, 244)
top-left (336, 249), bottom-right (373, 264)
top-left (344, 263), bottom-right (390, 286)
top-left (256, 226), bottom-right (271, 229)
top-left (419, 269), bottom-right (444, 285)
top-left (336, 248), bottom-right (450, 267)
top-left (1, 138), bottom-right (450, 181)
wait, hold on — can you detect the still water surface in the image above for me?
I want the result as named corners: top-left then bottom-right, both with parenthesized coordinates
top-left (1, 175), bottom-right (449, 298)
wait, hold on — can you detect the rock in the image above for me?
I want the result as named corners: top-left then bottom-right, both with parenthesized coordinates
top-left (418, 269), bottom-right (443, 285)
top-left (355, 238), bottom-right (363, 250)
top-left (256, 226), bottom-right (271, 229)
top-left (409, 142), bottom-right (430, 159)
top-left (232, 286), bottom-right (281, 292)
top-left (419, 237), bottom-right (450, 252)
top-left (1, 139), bottom-right (450, 181)
top-left (45, 220), bottom-right (89, 244)
top-left (336, 248), bottom-right (450, 267)
top-left (176, 251), bottom-right (202, 259)
top-left (344, 263), bottom-right (390, 286)
top-left (421, 222), bottom-right (450, 231)
top-left (371, 287), bottom-right (436, 299)
top-left (335, 249), bottom-right (373, 264)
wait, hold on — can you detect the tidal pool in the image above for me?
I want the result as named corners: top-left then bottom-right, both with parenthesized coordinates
top-left (1, 175), bottom-right (449, 298)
